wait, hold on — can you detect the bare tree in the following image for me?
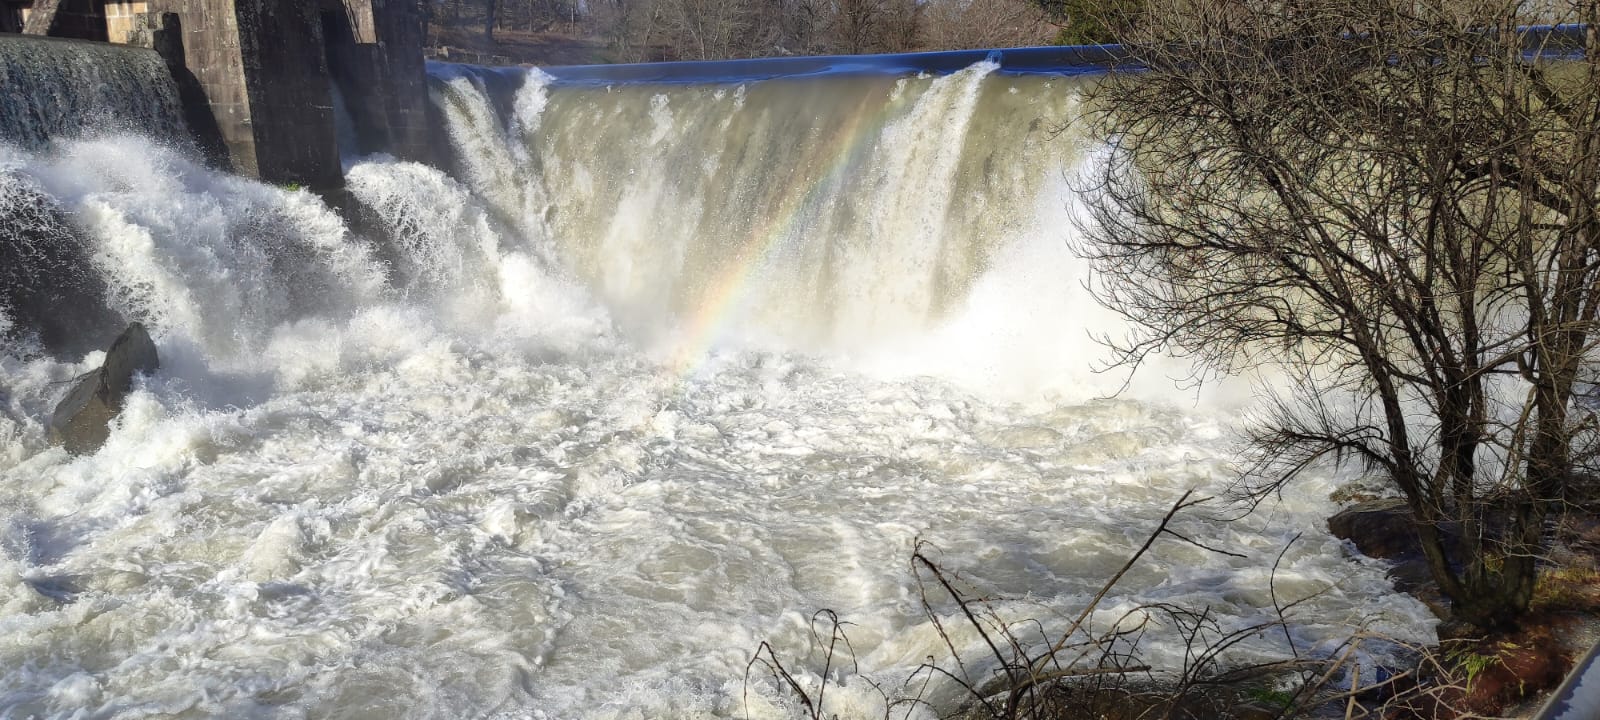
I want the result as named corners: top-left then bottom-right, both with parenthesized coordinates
top-left (443, 0), bottom-right (1070, 61)
top-left (920, 0), bottom-right (1058, 51)
top-left (1081, 0), bottom-right (1600, 631)
top-left (589, 0), bottom-right (650, 61)
top-left (764, 0), bottom-right (832, 56)
top-left (1033, 0), bottom-right (1138, 44)
top-left (586, 0), bottom-right (921, 61)
top-left (828, 0), bottom-right (919, 55)
top-left (654, 0), bottom-right (758, 60)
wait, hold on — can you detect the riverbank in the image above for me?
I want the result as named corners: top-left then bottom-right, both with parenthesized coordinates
top-left (895, 497), bottom-right (1600, 720)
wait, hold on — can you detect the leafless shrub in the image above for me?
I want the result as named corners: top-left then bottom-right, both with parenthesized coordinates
top-left (918, 0), bottom-right (1059, 52)
top-left (743, 491), bottom-right (1482, 719)
top-left (1079, 0), bottom-right (1600, 631)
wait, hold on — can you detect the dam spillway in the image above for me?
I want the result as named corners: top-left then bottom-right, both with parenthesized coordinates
top-left (0, 34), bottom-right (186, 150)
top-left (0, 52), bottom-right (1435, 718)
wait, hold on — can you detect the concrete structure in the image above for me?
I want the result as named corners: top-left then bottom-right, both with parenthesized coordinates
top-left (13, 0), bottom-right (110, 40)
top-left (103, 0), bottom-right (146, 42)
top-left (3, 0), bottom-right (432, 191)
top-left (324, 0), bottom-right (432, 164)
top-left (138, 0), bottom-right (343, 190)
top-left (6, 1), bottom-right (231, 47)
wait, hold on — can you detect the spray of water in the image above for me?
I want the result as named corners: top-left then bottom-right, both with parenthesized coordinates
top-left (0, 60), bottom-right (1434, 719)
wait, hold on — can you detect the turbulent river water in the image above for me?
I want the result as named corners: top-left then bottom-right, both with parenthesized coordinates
top-left (0, 55), bottom-right (1434, 718)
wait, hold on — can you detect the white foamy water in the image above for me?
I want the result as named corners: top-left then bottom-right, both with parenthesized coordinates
top-left (0, 62), bottom-right (1434, 719)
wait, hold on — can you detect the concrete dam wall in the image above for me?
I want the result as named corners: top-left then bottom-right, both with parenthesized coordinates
top-left (0, 0), bottom-right (434, 356)
top-left (2, 0), bottom-right (431, 190)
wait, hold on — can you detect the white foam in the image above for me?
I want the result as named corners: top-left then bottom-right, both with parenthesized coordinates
top-left (0, 64), bottom-right (1438, 719)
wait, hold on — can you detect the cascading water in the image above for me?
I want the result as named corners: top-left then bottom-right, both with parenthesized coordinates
top-left (0, 34), bottom-right (191, 359)
top-left (0, 169), bottom-right (119, 356)
top-left (430, 64), bottom-right (1083, 369)
top-left (0, 35), bottom-right (186, 150)
top-left (0, 53), bottom-right (1435, 719)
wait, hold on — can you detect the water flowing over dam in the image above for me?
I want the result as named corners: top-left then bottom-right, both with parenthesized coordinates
top-left (0, 52), bottom-right (1433, 718)
top-left (0, 34), bottom-right (186, 150)
top-left (423, 62), bottom-right (1102, 388)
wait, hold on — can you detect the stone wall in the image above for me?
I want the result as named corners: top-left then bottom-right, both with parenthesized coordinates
top-left (20, 0), bottom-right (109, 40)
top-left (6, 0), bottom-right (148, 42)
top-left (102, 1), bottom-right (147, 43)
top-left (143, 0), bottom-right (342, 191)
top-left (10, 0), bottom-right (431, 193)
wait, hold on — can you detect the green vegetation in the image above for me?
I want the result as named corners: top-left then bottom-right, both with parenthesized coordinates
top-left (1445, 646), bottom-right (1501, 690)
top-left (1531, 564), bottom-right (1600, 612)
top-left (1244, 686), bottom-right (1295, 709)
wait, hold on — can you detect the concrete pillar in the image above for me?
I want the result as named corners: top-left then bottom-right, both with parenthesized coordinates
top-left (127, 11), bottom-right (229, 165)
top-left (324, 0), bottom-right (432, 164)
top-left (126, 10), bottom-right (180, 60)
top-left (22, 0), bottom-right (66, 34)
top-left (144, 0), bottom-right (342, 191)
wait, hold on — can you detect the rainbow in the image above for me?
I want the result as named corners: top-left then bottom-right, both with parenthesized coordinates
top-left (664, 68), bottom-right (990, 380)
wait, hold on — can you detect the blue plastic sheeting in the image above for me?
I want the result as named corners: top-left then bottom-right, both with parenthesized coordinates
top-left (506, 24), bottom-right (1587, 87)
top-left (1536, 638), bottom-right (1600, 720)
top-left (536, 45), bottom-right (1127, 85)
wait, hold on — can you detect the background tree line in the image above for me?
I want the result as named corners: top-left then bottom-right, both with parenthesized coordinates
top-left (426, 0), bottom-right (1117, 63)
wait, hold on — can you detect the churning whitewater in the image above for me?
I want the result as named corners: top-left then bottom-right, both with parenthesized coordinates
top-left (0, 60), bottom-right (1433, 718)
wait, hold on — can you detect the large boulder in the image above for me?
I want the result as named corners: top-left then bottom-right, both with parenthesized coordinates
top-left (1330, 499), bottom-right (1427, 560)
top-left (48, 323), bottom-right (159, 454)
top-left (1328, 499), bottom-right (1475, 562)
top-left (1328, 499), bottom-right (1459, 619)
top-left (1, 177), bottom-right (124, 357)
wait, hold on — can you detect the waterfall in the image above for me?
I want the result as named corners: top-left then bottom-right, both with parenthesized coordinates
top-left (0, 35), bottom-right (186, 150)
top-left (0, 35), bottom-right (192, 357)
top-left (0, 52), bottom-right (1433, 720)
top-left (0, 166), bottom-right (119, 356)
top-left (425, 63), bottom-right (1140, 398)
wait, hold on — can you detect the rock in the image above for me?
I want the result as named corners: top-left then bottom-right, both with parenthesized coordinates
top-left (48, 323), bottom-right (159, 454)
top-left (1, 180), bottom-right (124, 358)
top-left (1328, 499), bottom-right (1459, 622)
top-left (1329, 499), bottom-right (1429, 560)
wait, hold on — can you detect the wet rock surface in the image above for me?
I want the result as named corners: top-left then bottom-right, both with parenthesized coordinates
top-left (1328, 499), bottom-right (1458, 620)
top-left (48, 322), bottom-right (159, 454)
top-left (0, 178), bottom-right (124, 357)
top-left (1327, 499), bottom-right (1461, 562)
